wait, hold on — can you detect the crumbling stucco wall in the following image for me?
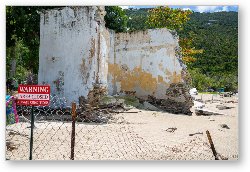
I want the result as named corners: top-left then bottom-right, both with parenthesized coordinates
top-left (38, 6), bottom-right (109, 105)
top-left (108, 29), bottom-right (185, 100)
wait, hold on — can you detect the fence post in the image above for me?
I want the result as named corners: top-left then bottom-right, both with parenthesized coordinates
top-left (70, 102), bottom-right (77, 160)
top-left (29, 106), bottom-right (34, 160)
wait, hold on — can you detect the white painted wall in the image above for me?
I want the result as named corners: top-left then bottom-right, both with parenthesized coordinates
top-left (39, 7), bottom-right (108, 106)
top-left (108, 28), bottom-right (184, 99)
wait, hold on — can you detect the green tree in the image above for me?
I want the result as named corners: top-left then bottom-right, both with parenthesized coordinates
top-left (6, 39), bottom-right (30, 81)
top-left (125, 8), bottom-right (149, 31)
top-left (146, 6), bottom-right (192, 30)
top-left (6, 6), bottom-right (55, 75)
top-left (104, 6), bottom-right (128, 32)
top-left (179, 31), bottom-right (203, 64)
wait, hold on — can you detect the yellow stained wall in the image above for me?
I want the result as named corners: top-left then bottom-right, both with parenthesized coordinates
top-left (108, 63), bottom-right (182, 97)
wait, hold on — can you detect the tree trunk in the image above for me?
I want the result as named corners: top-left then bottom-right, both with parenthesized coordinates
top-left (9, 46), bottom-right (16, 78)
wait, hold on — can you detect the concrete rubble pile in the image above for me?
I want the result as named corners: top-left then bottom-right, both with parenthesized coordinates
top-left (85, 84), bottom-right (107, 107)
top-left (77, 85), bottom-right (134, 123)
top-left (77, 85), bottom-right (110, 123)
top-left (147, 83), bottom-right (194, 115)
top-left (76, 82), bottom-right (195, 121)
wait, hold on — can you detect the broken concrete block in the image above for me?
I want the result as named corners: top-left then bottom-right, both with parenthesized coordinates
top-left (194, 101), bottom-right (205, 108)
top-left (143, 101), bottom-right (160, 111)
top-left (189, 88), bottom-right (198, 95)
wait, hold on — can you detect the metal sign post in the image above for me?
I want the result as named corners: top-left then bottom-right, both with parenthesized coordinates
top-left (70, 102), bottom-right (77, 160)
top-left (29, 106), bottom-right (34, 160)
top-left (17, 85), bottom-right (50, 160)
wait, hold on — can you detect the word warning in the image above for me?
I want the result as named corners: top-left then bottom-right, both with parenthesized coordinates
top-left (17, 85), bottom-right (50, 106)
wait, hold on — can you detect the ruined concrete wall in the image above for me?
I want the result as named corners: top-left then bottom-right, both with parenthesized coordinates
top-left (38, 7), bottom-right (193, 114)
top-left (108, 28), bottom-right (185, 100)
top-left (38, 6), bottom-right (109, 105)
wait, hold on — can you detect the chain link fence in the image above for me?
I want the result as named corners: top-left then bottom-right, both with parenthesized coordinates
top-left (6, 95), bottom-right (223, 160)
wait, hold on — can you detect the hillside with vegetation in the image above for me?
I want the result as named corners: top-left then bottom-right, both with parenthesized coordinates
top-left (180, 12), bottom-right (238, 92)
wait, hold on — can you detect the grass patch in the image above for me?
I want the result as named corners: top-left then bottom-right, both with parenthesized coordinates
top-left (115, 95), bottom-right (140, 107)
top-left (199, 92), bottom-right (219, 94)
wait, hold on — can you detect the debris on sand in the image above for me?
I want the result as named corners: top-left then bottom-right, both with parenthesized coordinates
top-left (219, 124), bottom-right (230, 129)
top-left (6, 140), bottom-right (18, 151)
top-left (8, 130), bottom-right (29, 138)
top-left (195, 108), bottom-right (225, 116)
top-left (152, 112), bottom-right (157, 117)
top-left (189, 132), bottom-right (203, 136)
top-left (216, 105), bottom-right (234, 110)
top-left (217, 153), bottom-right (229, 160)
top-left (166, 127), bottom-right (177, 133)
top-left (224, 100), bottom-right (238, 103)
top-left (220, 92), bottom-right (234, 97)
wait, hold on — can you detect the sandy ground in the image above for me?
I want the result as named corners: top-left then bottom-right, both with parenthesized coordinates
top-left (6, 93), bottom-right (238, 160)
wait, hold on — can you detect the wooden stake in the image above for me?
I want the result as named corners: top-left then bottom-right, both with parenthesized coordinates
top-left (206, 130), bottom-right (219, 160)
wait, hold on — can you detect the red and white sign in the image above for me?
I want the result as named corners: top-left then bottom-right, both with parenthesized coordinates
top-left (17, 85), bottom-right (50, 106)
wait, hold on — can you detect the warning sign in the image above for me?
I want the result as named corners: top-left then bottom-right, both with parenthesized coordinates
top-left (17, 85), bottom-right (50, 106)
